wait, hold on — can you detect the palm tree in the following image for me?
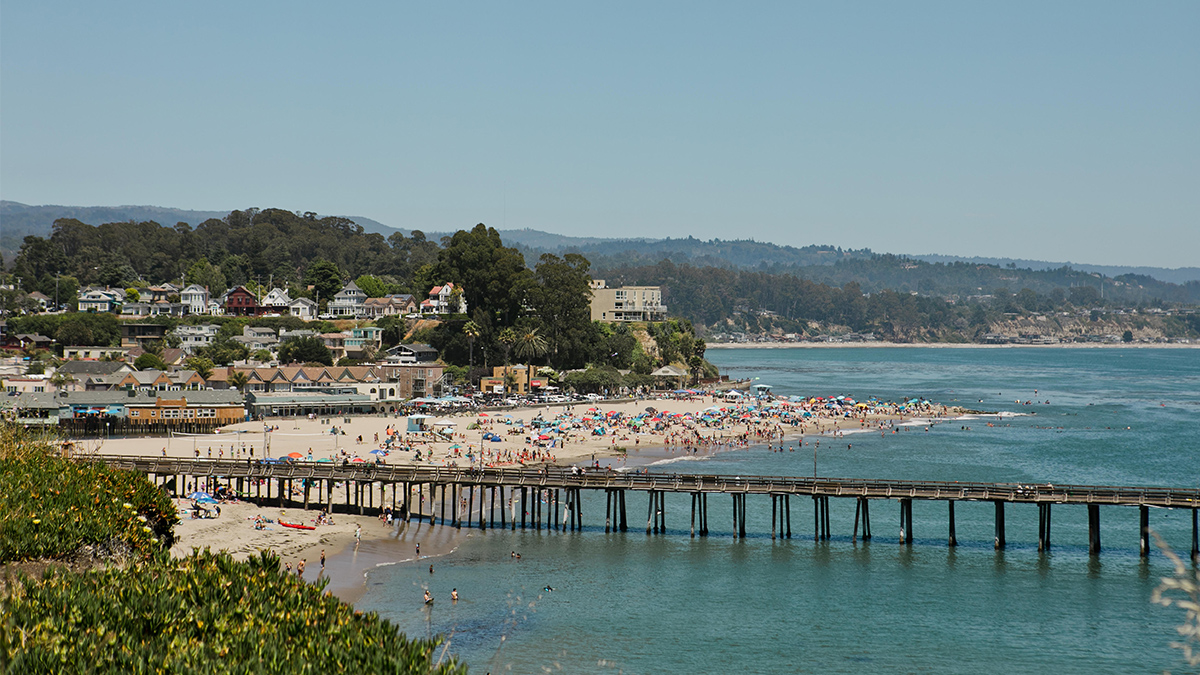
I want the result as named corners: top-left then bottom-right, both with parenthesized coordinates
top-left (498, 328), bottom-right (517, 394)
top-left (515, 327), bottom-right (548, 366)
top-left (463, 320), bottom-right (481, 373)
top-left (228, 370), bottom-right (250, 394)
top-left (49, 370), bottom-right (76, 392)
top-left (515, 328), bottom-right (549, 395)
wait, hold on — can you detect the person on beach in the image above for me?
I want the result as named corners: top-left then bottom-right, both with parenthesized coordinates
top-left (297, 560), bottom-right (305, 576)
top-left (415, 542), bottom-right (420, 555)
top-left (355, 524), bottom-right (361, 543)
top-left (320, 549), bottom-right (326, 569)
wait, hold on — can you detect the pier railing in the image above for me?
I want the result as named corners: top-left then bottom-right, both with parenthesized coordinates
top-left (88, 455), bottom-right (1199, 509)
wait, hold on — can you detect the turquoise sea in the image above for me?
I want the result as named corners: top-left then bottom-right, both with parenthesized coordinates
top-left (356, 348), bottom-right (1200, 673)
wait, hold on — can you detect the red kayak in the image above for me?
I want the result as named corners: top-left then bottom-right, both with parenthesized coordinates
top-left (280, 522), bottom-right (315, 530)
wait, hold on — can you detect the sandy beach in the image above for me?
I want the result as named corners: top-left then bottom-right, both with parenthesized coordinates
top-left (120, 393), bottom-right (963, 601)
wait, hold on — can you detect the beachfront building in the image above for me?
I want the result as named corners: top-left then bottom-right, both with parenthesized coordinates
top-left (116, 369), bottom-right (207, 392)
top-left (54, 389), bottom-right (245, 434)
top-left (375, 363), bottom-right (445, 401)
top-left (204, 363), bottom-right (445, 403)
top-left (0, 392), bottom-right (61, 426)
top-left (478, 365), bottom-right (545, 395)
top-left (328, 281), bottom-right (367, 317)
top-left (589, 280), bottom-right (667, 322)
top-left (245, 391), bottom-right (375, 418)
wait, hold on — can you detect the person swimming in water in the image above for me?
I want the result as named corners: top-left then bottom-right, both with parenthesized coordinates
top-left (451, 588), bottom-right (459, 602)
top-left (423, 590), bottom-right (433, 604)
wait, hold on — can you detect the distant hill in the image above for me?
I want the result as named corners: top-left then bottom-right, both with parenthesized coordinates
top-left (909, 253), bottom-right (1200, 285)
top-left (4, 201), bottom-right (1197, 286)
top-left (0, 201), bottom-right (403, 262)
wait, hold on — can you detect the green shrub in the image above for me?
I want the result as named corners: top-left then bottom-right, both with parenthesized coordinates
top-left (0, 425), bottom-right (177, 562)
top-left (2, 549), bottom-right (466, 674)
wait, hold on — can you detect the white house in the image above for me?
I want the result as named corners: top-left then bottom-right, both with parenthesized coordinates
top-left (289, 297), bottom-right (317, 319)
top-left (328, 280), bottom-right (367, 317)
top-left (180, 285), bottom-right (210, 315)
top-left (262, 288), bottom-right (292, 313)
top-left (174, 324), bottom-right (221, 353)
top-left (420, 283), bottom-right (466, 314)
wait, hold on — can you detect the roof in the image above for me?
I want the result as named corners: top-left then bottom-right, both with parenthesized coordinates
top-left (58, 361), bottom-right (130, 376)
top-left (651, 365), bottom-right (688, 378)
top-left (0, 393), bottom-right (62, 411)
top-left (58, 390), bottom-right (159, 405)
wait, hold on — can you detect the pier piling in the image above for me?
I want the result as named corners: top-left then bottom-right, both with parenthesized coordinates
top-left (994, 501), bottom-right (1006, 550)
top-left (1139, 505), bottom-right (1149, 557)
top-left (1088, 504), bottom-right (1101, 555)
top-left (948, 501), bottom-right (957, 547)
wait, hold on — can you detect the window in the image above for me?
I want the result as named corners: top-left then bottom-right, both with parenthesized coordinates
top-left (34, 386), bottom-right (45, 393)
top-left (196, 409), bottom-right (216, 418)
top-left (130, 410), bottom-right (140, 417)
top-left (161, 409), bottom-right (181, 419)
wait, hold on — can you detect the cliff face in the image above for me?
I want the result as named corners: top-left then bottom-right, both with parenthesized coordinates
top-left (985, 313), bottom-right (1181, 341)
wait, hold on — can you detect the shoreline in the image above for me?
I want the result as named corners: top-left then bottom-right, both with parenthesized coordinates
top-left (705, 341), bottom-right (1197, 349)
top-left (126, 395), bottom-right (970, 603)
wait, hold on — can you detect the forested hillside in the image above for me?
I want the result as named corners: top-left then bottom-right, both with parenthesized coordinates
top-left (4, 208), bottom-right (1198, 346)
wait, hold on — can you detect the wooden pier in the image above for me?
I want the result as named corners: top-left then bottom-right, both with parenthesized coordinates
top-left (95, 455), bottom-right (1200, 562)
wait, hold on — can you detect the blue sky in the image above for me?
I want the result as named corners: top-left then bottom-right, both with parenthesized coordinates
top-left (2, 2), bottom-right (1197, 267)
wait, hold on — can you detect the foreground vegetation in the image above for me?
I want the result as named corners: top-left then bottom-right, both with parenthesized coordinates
top-left (2, 549), bottom-right (464, 674)
top-left (0, 426), bottom-right (176, 562)
top-left (0, 425), bottom-right (464, 673)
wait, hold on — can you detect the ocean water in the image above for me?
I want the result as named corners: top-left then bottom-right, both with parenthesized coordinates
top-left (356, 348), bottom-right (1200, 673)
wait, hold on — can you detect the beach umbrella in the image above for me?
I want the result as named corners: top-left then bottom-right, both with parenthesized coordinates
top-left (478, 413), bottom-right (489, 417)
top-left (287, 452), bottom-right (303, 459)
top-left (449, 444), bottom-right (462, 449)
top-left (369, 449), bottom-right (387, 455)
top-left (196, 496), bottom-right (218, 504)
top-left (187, 491), bottom-right (213, 500)
top-left (351, 458), bottom-right (365, 462)
top-left (538, 434), bottom-right (551, 440)
top-left (316, 458), bottom-right (333, 462)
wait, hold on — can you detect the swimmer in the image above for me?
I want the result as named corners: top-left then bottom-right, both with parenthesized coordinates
top-left (544, 585), bottom-right (554, 592)
top-left (424, 590), bottom-right (433, 605)
top-left (451, 588), bottom-right (459, 602)
top-left (429, 564), bottom-right (434, 574)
